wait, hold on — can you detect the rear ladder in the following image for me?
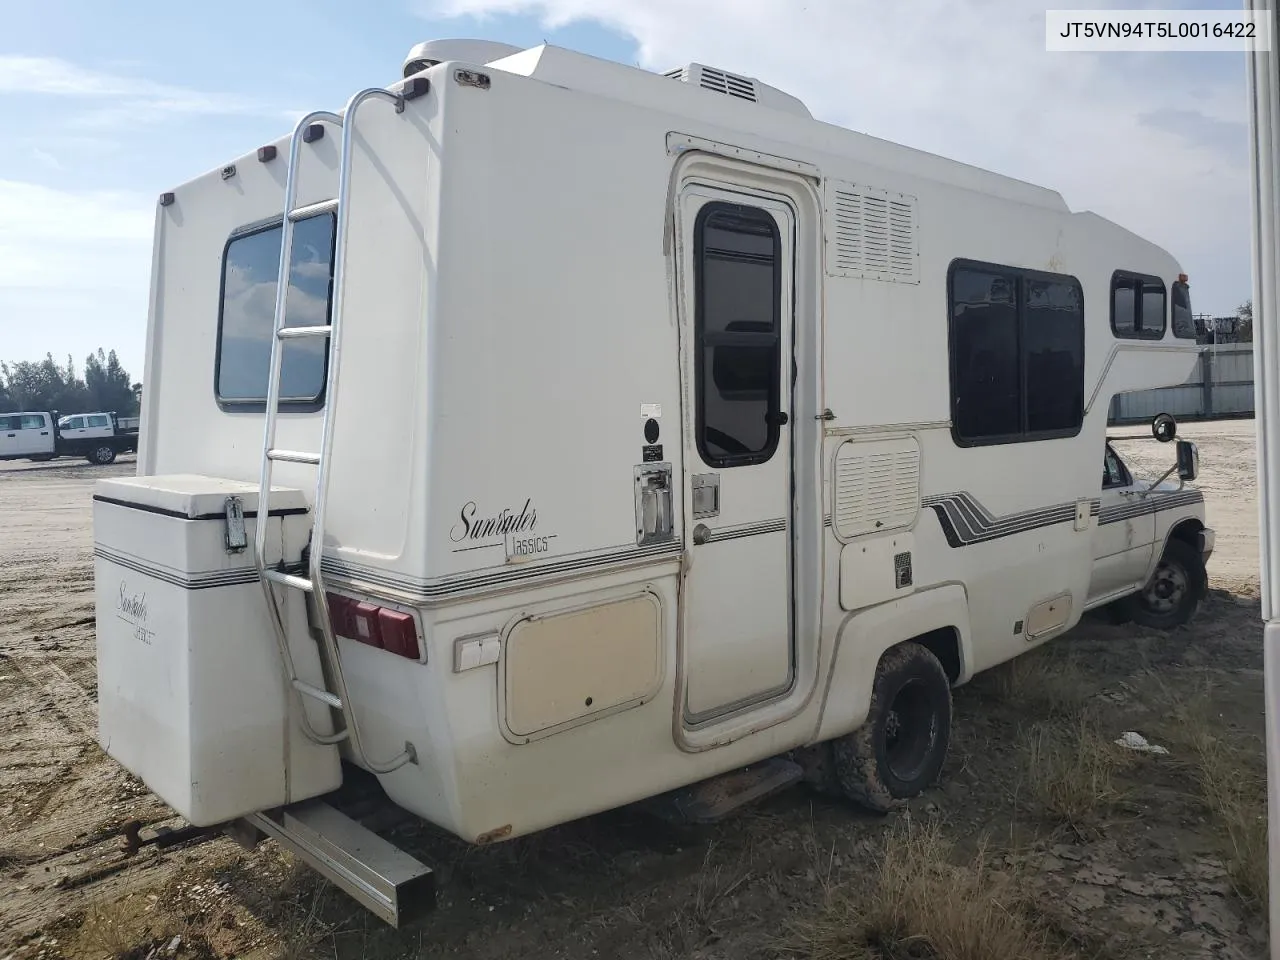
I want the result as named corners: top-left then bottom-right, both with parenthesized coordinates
top-left (253, 88), bottom-right (416, 774)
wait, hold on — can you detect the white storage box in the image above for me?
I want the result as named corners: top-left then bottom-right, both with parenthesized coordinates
top-left (94, 475), bottom-right (341, 826)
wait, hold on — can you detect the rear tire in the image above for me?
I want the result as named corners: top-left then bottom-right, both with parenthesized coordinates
top-left (89, 445), bottom-right (117, 465)
top-left (831, 641), bottom-right (952, 813)
top-left (1122, 537), bottom-right (1206, 629)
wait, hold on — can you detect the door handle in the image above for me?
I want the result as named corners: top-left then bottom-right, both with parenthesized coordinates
top-left (692, 523), bottom-right (712, 545)
top-left (816, 409), bottom-right (836, 421)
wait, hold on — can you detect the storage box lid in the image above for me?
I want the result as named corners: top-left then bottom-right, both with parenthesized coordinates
top-left (95, 474), bottom-right (308, 519)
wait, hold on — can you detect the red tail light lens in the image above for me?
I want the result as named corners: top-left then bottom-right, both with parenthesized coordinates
top-left (325, 593), bottom-right (420, 661)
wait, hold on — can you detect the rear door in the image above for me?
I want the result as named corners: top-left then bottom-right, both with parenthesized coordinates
top-left (20, 414), bottom-right (54, 456)
top-left (0, 416), bottom-right (20, 458)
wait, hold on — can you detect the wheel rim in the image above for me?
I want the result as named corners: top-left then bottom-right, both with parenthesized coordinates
top-left (883, 679), bottom-right (938, 782)
top-left (97, 446), bottom-right (112, 460)
top-left (1142, 559), bottom-right (1188, 614)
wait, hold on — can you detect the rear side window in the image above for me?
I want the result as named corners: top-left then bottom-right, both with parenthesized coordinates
top-left (1172, 281), bottom-right (1195, 338)
top-left (0, 416), bottom-right (19, 430)
top-left (216, 213), bottom-right (336, 405)
top-left (87, 414), bottom-right (110, 428)
top-left (1111, 272), bottom-right (1165, 340)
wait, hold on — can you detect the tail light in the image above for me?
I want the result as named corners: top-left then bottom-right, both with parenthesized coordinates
top-left (324, 593), bottom-right (421, 661)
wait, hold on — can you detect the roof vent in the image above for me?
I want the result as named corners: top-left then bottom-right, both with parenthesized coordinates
top-left (664, 62), bottom-right (811, 118)
top-left (403, 39), bottom-right (525, 78)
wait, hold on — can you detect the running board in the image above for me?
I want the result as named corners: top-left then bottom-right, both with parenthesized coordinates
top-left (639, 757), bottom-right (804, 825)
top-left (245, 800), bottom-right (435, 927)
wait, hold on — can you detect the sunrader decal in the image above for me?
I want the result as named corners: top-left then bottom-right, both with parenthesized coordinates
top-left (450, 499), bottom-right (557, 561)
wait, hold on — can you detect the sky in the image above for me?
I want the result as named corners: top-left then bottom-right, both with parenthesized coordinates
top-left (0, 0), bottom-right (1255, 383)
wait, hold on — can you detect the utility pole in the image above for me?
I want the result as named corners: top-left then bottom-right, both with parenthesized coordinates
top-left (1244, 1), bottom-right (1279, 954)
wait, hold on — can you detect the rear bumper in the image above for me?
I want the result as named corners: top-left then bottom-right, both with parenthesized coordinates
top-left (1198, 527), bottom-right (1215, 566)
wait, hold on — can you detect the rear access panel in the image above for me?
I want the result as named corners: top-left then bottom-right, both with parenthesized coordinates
top-left (94, 474), bottom-right (341, 826)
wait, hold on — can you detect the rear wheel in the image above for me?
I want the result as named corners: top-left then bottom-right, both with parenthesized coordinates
top-left (831, 641), bottom-right (952, 813)
top-left (1123, 537), bottom-right (1206, 629)
top-left (89, 445), bottom-right (117, 465)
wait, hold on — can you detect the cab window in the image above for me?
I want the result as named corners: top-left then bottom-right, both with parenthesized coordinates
top-left (20, 415), bottom-right (46, 429)
top-left (1103, 445), bottom-right (1130, 488)
top-left (87, 414), bottom-right (110, 428)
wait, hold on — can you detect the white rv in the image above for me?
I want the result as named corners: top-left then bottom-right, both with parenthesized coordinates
top-left (93, 39), bottom-right (1211, 923)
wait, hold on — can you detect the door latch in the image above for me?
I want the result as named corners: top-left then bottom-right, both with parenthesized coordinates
top-left (224, 496), bottom-right (247, 553)
top-left (816, 409), bottom-right (836, 421)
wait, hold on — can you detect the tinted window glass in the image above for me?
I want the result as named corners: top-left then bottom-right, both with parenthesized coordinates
top-left (1111, 272), bottom-right (1164, 339)
top-left (695, 204), bottom-right (781, 467)
top-left (949, 262), bottom-right (1084, 445)
top-left (63, 417), bottom-right (84, 430)
top-left (0, 416), bottom-right (19, 430)
top-left (20, 415), bottom-right (45, 429)
top-left (217, 213), bottom-right (336, 403)
top-left (87, 414), bottom-right (110, 428)
top-left (950, 267), bottom-right (1020, 441)
top-left (1024, 279), bottom-right (1084, 434)
top-left (1172, 282), bottom-right (1195, 338)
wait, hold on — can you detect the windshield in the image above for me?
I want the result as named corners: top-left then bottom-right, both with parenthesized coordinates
top-left (1172, 281), bottom-right (1195, 339)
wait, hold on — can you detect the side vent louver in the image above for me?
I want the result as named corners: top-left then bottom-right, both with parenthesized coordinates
top-left (824, 180), bottom-right (919, 284)
top-left (833, 437), bottom-right (921, 540)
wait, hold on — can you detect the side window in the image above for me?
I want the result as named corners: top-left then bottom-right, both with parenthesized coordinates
top-left (694, 203), bottom-right (782, 468)
top-left (87, 414), bottom-right (110, 428)
top-left (1171, 280), bottom-right (1196, 339)
top-left (20, 415), bottom-right (46, 429)
top-left (0, 416), bottom-right (19, 431)
top-left (1111, 271), bottom-right (1166, 340)
top-left (63, 417), bottom-right (84, 430)
top-left (216, 213), bottom-right (337, 405)
top-left (948, 261), bottom-right (1084, 445)
top-left (1103, 446), bottom-right (1129, 488)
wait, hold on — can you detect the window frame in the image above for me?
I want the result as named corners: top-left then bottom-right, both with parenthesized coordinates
top-left (947, 258), bottom-right (1086, 448)
top-left (692, 200), bottom-right (785, 470)
top-left (1110, 270), bottom-right (1167, 341)
top-left (213, 212), bottom-right (338, 413)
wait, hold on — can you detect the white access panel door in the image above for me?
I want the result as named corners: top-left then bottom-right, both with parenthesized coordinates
top-left (678, 185), bottom-right (795, 724)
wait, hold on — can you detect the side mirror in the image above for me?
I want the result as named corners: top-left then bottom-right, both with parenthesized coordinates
top-left (1177, 439), bottom-right (1199, 482)
top-left (1153, 412), bottom-right (1177, 443)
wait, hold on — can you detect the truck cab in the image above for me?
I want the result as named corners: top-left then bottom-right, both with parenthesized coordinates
top-left (0, 412), bottom-right (56, 461)
top-left (1089, 426), bottom-right (1213, 627)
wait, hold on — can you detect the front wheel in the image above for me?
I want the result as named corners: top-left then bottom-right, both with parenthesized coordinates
top-left (1123, 537), bottom-right (1206, 629)
top-left (831, 641), bottom-right (952, 813)
top-left (89, 445), bottom-right (117, 465)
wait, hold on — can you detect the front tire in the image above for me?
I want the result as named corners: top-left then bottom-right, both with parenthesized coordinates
top-left (1124, 537), bottom-right (1206, 629)
top-left (89, 445), bottom-right (117, 465)
top-left (831, 641), bottom-right (952, 813)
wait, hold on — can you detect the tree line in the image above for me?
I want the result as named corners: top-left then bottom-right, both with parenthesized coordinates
top-left (0, 351), bottom-right (140, 417)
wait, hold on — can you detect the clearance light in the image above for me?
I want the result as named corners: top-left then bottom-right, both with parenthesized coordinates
top-left (326, 594), bottom-right (421, 661)
top-left (1178, 273), bottom-right (1189, 284)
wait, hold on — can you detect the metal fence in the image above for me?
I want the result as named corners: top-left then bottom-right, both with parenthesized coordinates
top-left (1109, 345), bottom-right (1256, 424)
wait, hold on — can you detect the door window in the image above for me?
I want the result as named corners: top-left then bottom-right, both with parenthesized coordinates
top-left (63, 417), bottom-right (85, 430)
top-left (694, 203), bottom-right (783, 468)
top-left (87, 414), bottom-right (110, 428)
top-left (0, 416), bottom-right (19, 431)
top-left (20, 415), bottom-right (45, 429)
top-left (1103, 445), bottom-right (1130, 488)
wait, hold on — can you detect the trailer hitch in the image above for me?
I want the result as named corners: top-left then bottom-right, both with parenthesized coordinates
top-left (118, 819), bottom-right (222, 856)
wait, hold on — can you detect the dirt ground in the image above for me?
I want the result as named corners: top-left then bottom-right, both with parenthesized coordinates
top-left (0, 421), bottom-right (1269, 960)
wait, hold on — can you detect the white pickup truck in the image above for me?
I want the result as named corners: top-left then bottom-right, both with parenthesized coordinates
top-left (1088, 417), bottom-right (1213, 629)
top-left (0, 411), bottom-right (139, 465)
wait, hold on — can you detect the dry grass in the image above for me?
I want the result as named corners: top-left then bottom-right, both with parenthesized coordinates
top-left (1166, 688), bottom-right (1269, 910)
top-left (786, 817), bottom-right (1076, 960)
top-left (1025, 716), bottom-right (1132, 830)
top-left (983, 650), bottom-right (1092, 719)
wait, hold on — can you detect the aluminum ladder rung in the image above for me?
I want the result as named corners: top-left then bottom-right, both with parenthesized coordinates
top-left (277, 325), bottom-right (332, 340)
top-left (255, 89), bottom-right (418, 777)
top-left (264, 568), bottom-right (314, 592)
top-left (293, 678), bottom-right (343, 710)
top-left (267, 448), bottom-right (321, 465)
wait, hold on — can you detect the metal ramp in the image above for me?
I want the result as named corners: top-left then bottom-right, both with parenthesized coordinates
top-left (253, 86), bottom-right (426, 773)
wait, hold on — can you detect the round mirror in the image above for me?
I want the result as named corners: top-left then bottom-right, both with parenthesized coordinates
top-left (1152, 412), bottom-right (1177, 443)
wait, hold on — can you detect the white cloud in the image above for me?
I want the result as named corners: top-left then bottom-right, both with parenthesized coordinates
top-left (0, 55), bottom-right (292, 126)
top-left (418, 0), bottom-right (1251, 313)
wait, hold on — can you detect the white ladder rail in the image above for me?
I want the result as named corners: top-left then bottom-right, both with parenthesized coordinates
top-left (254, 91), bottom-right (416, 775)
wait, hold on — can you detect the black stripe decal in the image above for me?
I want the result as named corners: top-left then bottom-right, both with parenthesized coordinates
top-left (94, 494), bottom-right (308, 521)
top-left (923, 493), bottom-right (1102, 548)
top-left (705, 518), bottom-right (786, 543)
top-left (94, 545), bottom-right (304, 591)
top-left (1098, 489), bottom-right (1204, 525)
